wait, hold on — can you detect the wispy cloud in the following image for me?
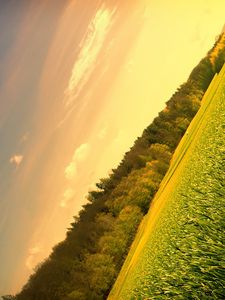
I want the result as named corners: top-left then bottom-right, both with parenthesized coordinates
top-left (73, 143), bottom-right (90, 162)
top-left (97, 124), bottom-right (108, 140)
top-left (64, 6), bottom-right (115, 108)
top-left (25, 246), bottom-right (42, 271)
top-left (9, 154), bottom-right (24, 167)
top-left (64, 143), bottom-right (90, 180)
top-left (113, 130), bottom-right (126, 144)
top-left (60, 188), bottom-right (75, 208)
top-left (20, 132), bottom-right (29, 143)
top-left (64, 162), bottom-right (77, 180)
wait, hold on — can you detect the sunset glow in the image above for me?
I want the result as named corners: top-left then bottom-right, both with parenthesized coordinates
top-left (0, 0), bottom-right (224, 296)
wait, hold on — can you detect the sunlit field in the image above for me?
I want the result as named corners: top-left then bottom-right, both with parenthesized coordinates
top-left (109, 63), bottom-right (225, 299)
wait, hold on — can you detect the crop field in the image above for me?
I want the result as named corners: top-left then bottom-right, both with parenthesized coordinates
top-left (108, 63), bottom-right (225, 299)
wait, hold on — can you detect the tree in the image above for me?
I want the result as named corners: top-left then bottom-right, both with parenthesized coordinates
top-left (85, 253), bottom-right (116, 296)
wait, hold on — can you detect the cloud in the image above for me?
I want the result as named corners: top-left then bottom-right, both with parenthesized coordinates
top-left (97, 125), bottom-right (108, 140)
top-left (9, 154), bottom-right (23, 167)
top-left (64, 6), bottom-right (116, 108)
top-left (60, 188), bottom-right (75, 208)
top-left (113, 130), bottom-right (126, 144)
top-left (64, 162), bottom-right (77, 180)
top-left (73, 143), bottom-right (89, 162)
top-left (64, 143), bottom-right (90, 180)
top-left (20, 132), bottom-right (29, 143)
top-left (25, 246), bottom-right (41, 271)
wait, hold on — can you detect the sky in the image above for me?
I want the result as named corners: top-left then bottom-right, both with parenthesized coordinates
top-left (0, 0), bottom-right (224, 296)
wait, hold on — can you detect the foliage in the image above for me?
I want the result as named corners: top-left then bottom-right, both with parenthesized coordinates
top-left (15, 33), bottom-right (225, 300)
top-left (109, 62), bottom-right (225, 299)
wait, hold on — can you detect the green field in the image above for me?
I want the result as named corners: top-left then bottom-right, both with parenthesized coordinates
top-left (108, 63), bottom-right (225, 299)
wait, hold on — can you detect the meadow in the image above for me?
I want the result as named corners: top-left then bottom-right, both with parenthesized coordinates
top-left (108, 63), bottom-right (225, 299)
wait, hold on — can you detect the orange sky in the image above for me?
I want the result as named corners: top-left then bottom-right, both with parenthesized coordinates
top-left (0, 0), bottom-right (224, 295)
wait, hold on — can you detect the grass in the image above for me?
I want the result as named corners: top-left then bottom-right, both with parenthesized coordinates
top-left (108, 63), bottom-right (225, 299)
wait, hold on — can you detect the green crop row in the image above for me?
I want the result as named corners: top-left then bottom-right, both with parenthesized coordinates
top-left (109, 64), bottom-right (225, 299)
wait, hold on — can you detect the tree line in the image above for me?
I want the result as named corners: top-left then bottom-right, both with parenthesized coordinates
top-left (5, 33), bottom-right (225, 300)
